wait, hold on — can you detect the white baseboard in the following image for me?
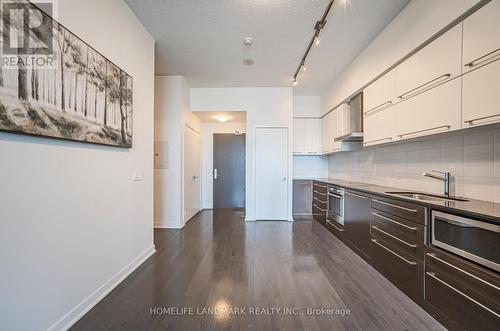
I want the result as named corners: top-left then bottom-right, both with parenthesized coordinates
top-left (48, 245), bottom-right (156, 331)
top-left (154, 220), bottom-right (183, 229)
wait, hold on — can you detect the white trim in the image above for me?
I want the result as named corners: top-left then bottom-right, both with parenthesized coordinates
top-left (154, 220), bottom-right (184, 229)
top-left (245, 217), bottom-right (255, 221)
top-left (48, 245), bottom-right (156, 331)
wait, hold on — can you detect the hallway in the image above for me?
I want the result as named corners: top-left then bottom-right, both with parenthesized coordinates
top-left (73, 210), bottom-right (443, 330)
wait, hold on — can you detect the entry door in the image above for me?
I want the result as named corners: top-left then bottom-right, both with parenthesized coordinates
top-left (184, 125), bottom-right (201, 223)
top-left (255, 128), bottom-right (288, 220)
top-left (213, 133), bottom-right (246, 209)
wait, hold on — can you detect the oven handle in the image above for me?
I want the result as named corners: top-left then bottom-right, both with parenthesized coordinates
top-left (328, 193), bottom-right (343, 199)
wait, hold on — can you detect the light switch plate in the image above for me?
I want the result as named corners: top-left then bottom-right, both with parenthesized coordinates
top-left (133, 170), bottom-right (144, 181)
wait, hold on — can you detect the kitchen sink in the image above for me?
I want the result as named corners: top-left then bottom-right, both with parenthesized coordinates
top-left (385, 191), bottom-right (469, 202)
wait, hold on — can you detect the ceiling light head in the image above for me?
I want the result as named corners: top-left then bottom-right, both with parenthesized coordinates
top-left (314, 35), bottom-right (321, 46)
top-left (301, 63), bottom-right (307, 72)
top-left (243, 37), bottom-right (253, 46)
top-left (292, 78), bottom-right (298, 86)
top-left (216, 115), bottom-right (228, 123)
top-left (243, 58), bottom-right (255, 66)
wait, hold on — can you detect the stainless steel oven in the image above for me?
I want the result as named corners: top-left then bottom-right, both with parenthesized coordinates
top-left (327, 186), bottom-right (344, 226)
top-left (431, 210), bottom-right (500, 272)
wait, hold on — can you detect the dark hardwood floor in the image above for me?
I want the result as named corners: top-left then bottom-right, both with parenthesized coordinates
top-left (72, 209), bottom-right (444, 330)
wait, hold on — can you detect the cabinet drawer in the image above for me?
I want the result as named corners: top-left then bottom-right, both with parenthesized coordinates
top-left (425, 266), bottom-right (500, 331)
top-left (313, 181), bottom-right (327, 194)
top-left (371, 237), bottom-right (423, 301)
top-left (312, 197), bottom-right (327, 208)
top-left (372, 196), bottom-right (426, 224)
top-left (312, 204), bottom-right (326, 225)
top-left (371, 210), bottom-right (424, 261)
top-left (325, 219), bottom-right (346, 241)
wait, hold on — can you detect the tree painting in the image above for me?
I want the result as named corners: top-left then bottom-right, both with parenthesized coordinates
top-left (0, 1), bottom-right (133, 147)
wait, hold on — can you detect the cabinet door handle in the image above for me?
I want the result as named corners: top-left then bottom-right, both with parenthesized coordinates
top-left (364, 137), bottom-right (393, 146)
top-left (464, 47), bottom-right (500, 68)
top-left (426, 272), bottom-right (500, 318)
top-left (426, 253), bottom-right (500, 291)
top-left (372, 226), bottom-right (417, 248)
top-left (397, 73), bottom-right (451, 100)
top-left (345, 191), bottom-right (368, 199)
top-left (313, 204), bottom-right (327, 212)
top-left (364, 101), bottom-right (393, 117)
top-left (464, 113), bottom-right (500, 126)
top-left (371, 239), bottom-right (417, 265)
top-left (398, 125), bottom-right (451, 139)
top-left (327, 220), bottom-right (346, 232)
top-left (372, 199), bottom-right (417, 213)
top-left (372, 212), bottom-right (417, 231)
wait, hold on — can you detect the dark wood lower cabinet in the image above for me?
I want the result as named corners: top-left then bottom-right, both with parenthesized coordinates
top-left (371, 238), bottom-right (423, 302)
top-left (344, 190), bottom-right (371, 261)
top-left (311, 181), bottom-right (500, 330)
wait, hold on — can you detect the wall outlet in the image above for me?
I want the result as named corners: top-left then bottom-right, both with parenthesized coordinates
top-left (133, 170), bottom-right (144, 181)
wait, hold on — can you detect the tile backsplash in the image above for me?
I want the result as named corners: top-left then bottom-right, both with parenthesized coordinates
top-left (328, 128), bottom-right (500, 203)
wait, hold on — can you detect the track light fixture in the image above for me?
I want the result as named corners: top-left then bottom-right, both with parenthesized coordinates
top-left (291, 0), bottom-right (335, 86)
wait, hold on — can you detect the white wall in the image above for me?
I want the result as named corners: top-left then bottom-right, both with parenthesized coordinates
top-left (321, 0), bottom-right (480, 114)
top-left (154, 76), bottom-right (201, 229)
top-left (0, 1), bottom-right (155, 330)
top-left (201, 122), bottom-right (247, 209)
top-left (328, 127), bottom-right (500, 203)
top-left (292, 95), bottom-right (328, 179)
top-left (191, 88), bottom-right (293, 221)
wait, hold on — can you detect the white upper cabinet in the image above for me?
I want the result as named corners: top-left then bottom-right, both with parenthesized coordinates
top-left (304, 118), bottom-right (321, 154)
top-left (395, 25), bottom-right (462, 101)
top-left (293, 118), bottom-right (306, 154)
top-left (321, 111), bottom-right (335, 153)
top-left (463, 0), bottom-right (500, 72)
top-left (363, 69), bottom-right (396, 115)
top-left (294, 118), bottom-right (321, 155)
top-left (396, 79), bottom-right (461, 140)
top-left (462, 0), bottom-right (500, 127)
top-left (363, 105), bottom-right (396, 147)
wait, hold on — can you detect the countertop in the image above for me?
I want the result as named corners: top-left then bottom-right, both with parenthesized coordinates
top-left (313, 178), bottom-right (500, 225)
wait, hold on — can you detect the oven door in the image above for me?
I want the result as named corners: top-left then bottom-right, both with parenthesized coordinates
top-left (431, 211), bottom-right (500, 272)
top-left (328, 188), bottom-right (344, 225)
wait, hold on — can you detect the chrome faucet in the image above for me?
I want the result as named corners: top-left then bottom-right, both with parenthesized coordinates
top-left (423, 170), bottom-right (450, 196)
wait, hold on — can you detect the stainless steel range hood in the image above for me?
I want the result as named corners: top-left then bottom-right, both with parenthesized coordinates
top-left (334, 92), bottom-right (363, 142)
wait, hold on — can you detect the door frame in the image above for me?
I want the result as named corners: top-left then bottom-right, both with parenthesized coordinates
top-left (182, 123), bottom-right (202, 225)
top-left (253, 126), bottom-right (292, 221)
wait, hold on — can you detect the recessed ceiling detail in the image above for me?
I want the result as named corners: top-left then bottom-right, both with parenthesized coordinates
top-left (125, 0), bottom-right (409, 95)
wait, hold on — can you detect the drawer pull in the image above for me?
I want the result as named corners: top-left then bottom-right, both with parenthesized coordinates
top-left (364, 101), bottom-right (393, 117)
top-left (313, 190), bottom-right (327, 196)
top-left (398, 125), bottom-right (451, 139)
top-left (345, 191), bottom-right (368, 199)
top-left (426, 253), bottom-right (500, 291)
top-left (372, 226), bottom-right (417, 248)
top-left (327, 220), bottom-right (345, 232)
top-left (372, 199), bottom-right (418, 213)
top-left (397, 73), bottom-right (451, 100)
top-left (371, 239), bottom-right (417, 265)
top-left (464, 113), bottom-right (500, 126)
top-left (313, 204), bottom-right (327, 212)
top-left (313, 197), bottom-right (326, 204)
top-left (426, 272), bottom-right (500, 318)
top-left (372, 212), bottom-right (417, 231)
top-left (464, 47), bottom-right (500, 68)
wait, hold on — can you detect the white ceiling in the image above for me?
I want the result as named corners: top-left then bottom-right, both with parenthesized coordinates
top-left (193, 111), bottom-right (247, 123)
top-left (125, 0), bottom-right (409, 95)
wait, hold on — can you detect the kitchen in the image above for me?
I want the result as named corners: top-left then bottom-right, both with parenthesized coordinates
top-left (1, 0), bottom-right (499, 330)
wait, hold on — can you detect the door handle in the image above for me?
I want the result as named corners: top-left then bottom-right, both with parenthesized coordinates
top-left (282, 177), bottom-right (287, 182)
top-left (213, 168), bottom-right (218, 180)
